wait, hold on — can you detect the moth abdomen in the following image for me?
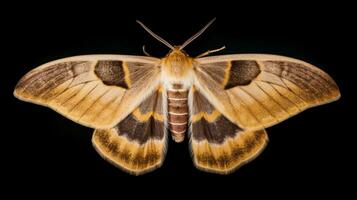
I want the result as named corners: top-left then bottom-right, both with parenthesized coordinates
top-left (167, 86), bottom-right (188, 143)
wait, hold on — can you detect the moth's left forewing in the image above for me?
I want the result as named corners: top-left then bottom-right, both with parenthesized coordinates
top-left (194, 54), bottom-right (340, 131)
top-left (14, 55), bottom-right (161, 129)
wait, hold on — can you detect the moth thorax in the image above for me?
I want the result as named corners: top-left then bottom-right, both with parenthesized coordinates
top-left (167, 84), bottom-right (188, 143)
top-left (162, 51), bottom-right (193, 78)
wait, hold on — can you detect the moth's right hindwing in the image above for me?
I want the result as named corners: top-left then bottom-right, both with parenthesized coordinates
top-left (189, 87), bottom-right (268, 174)
top-left (14, 55), bottom-right (161, 129)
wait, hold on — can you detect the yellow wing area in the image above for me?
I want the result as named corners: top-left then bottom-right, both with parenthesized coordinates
top-left (194, 54), bottom-right (340, 130)
top-left (92, 129), bottom-right (166, 175)
top-left (14, 55), bottom-right (161, 129)
top-left (191, 129), bottom-right (268, 174)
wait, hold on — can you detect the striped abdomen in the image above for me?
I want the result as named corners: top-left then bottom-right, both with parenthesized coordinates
top-left (167, 87), bottom-right (188, 143)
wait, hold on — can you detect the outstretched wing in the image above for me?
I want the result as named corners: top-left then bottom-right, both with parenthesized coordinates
top-left (14, 55), bottom-right (161, 129)
top-left (194, 54), bottom-right (340, 131)
top-left (92, 88), bottom-right (167, 175)
top-left (189, 87), bottom-right (268, 174)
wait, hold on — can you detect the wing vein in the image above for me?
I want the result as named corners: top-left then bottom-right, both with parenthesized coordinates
top-left (21, 65), bottom-right (67, 93)
top-left (229, 90), bottom-right (261, 124)
top-left (292, 63), bottom-right (333, 90)
top-left (256, 80), bottom-right (286, 89)
top-left (53, 80), bottom-right (98, 101)
top-left (239, 87), bottom-right (279, 122)
top-left (68, 82), bottom-right (100, 113)
top-left (79, 87), bottom-right (112, 119)
top-left (269, 83), bottom-right (302, 112)
top-left (271, 84), bottom-right (302, 111)
top-left (261, 70), bottom-right (308, 104)
top-left (59, 83), bottom-right (87, 107)
top-left (254, 82), bottom-right (290, 116)
top-left (92, 89), bottom-right (124, 122)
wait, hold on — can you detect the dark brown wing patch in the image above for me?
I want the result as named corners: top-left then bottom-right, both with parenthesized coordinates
top-left (195, 60), bottom-right (261, 89)
top-left (225, 60), bottom-right (261, 89)
top-left (190, 88), bottom-right (241, 144)
top-left (192, 116), bottom-right (238, 144)
top-left (94, 60), bottom-right (157, 89)
top-left (117, 90), bottom-right (164, 144)
top-left (94, 60), bottom-right (129, 88)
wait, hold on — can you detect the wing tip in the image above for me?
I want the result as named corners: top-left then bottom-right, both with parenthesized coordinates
top-left (13, 88), bottom-right (21, 99)
top-left (13, 86), bottom-right (39, 105)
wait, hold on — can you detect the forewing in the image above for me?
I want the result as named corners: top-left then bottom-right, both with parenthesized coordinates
top-left (14, 55), bottom-right (161, 129)
top-left (194, 54), bottom-right (340, 130)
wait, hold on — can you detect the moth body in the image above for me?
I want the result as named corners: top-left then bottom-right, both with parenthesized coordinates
top-left (161, 48), bottom-right (193, 142)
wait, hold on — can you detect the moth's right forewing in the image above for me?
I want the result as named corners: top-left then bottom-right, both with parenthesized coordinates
top-left (14, 55), bottom-right (161, 129)
top-left (194, 54), bottom-right (340, 130)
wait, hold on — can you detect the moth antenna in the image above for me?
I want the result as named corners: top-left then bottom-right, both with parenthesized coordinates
top-left (142, 45), bottom-right (151, 56)
top-left (179, 18), bottom-right (216, 50)
top-left (136, 20), bottom-right (175, 50)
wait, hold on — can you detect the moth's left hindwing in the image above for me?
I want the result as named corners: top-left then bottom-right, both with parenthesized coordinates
top-left (14, 55), bottom-right (161, 129)
top-left (194, 54), bottom-right (341, 131)
top-left (92, 88), bottom-right (167, 175)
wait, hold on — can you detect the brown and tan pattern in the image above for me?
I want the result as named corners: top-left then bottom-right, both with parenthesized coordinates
top-left (195, 54), bottom-right (340, 131)
top-left (225, 60), bottom-right (261, 88)
top-left (167, 84), bottom-right (188, 142)
top-left (195, 60), bottom-right (261, 89)
top-left (13, 17), bottom-right (341, 176)
top-left (191, 129), bottom-right (268, 174)
top-left (94, 60), bottom-right (129, 88)
top-left (92, 89), bottom-right (167, 175)
top-left (92, 129), bottom-right (166, 175)
top-left (190, 88), bottom-right (240, 143)
top-left (189, 87), bottom-right (268, 173)
top-left (13, 28), bottom-right (341, 176)
top-left (14, 55), bottom-right (161, 129)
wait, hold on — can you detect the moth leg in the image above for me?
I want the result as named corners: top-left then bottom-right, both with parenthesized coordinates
top-left (196, 46), bottom-right (226, 58)
top-left (142, 45), bottom-right (151, 56)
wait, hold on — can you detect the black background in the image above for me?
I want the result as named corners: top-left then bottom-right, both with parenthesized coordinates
top-left (2, 1), bottom-right (355, 197)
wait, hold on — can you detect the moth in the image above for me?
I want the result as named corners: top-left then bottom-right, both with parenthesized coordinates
top-left (14, 18), bottom-right (340, 175)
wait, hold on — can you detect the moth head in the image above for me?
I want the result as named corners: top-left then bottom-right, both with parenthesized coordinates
top-left (136, 18), bottom-right (216, 54)
top-left (163, 47), bottom-right (192, 71)
top-left (166, 47), bottom-right (189, 58)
